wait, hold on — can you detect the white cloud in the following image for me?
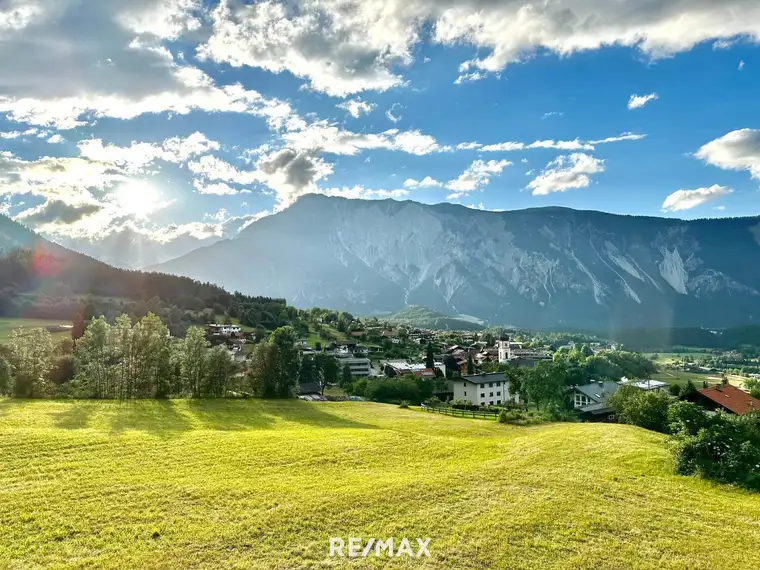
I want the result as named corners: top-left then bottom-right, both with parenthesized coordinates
top-left (321, 186), bottom-right (408, 200)
top-left (192, 180), bottom-right (250, 196)
top-left (404, 176), bottom-right (441, 189)
top-left (588, 132), bottom-right (647, 144)
top-left (0, 1), bottom-right (285, 128)
top-left (386, 103), bottom-right (403, 123)
top-left (15, 199), bottom-right (103, 225)
top-left (661, 185), bottom-right (733, 211)
top-left (541, 111), bottom-right (563, 119)
top-left (695, 129), bottom-right (760, 179)
top-left (739, 59), bottom-right (746, 70)
top-left (337, 98), bottom-right (375, 118)
top-left (628, 93), bottom-right (658, 110)
top-left (456, 142), bottom-right (481, 150)
top-left (528, 153), bottom-right (605, 195)
top-left (187, 155), bottom-right (259, 185)
top-left (282, 121), bottom-right (449, 156)
top-left (478, 134), bottom-right (643, 153)
top-left (46, 134), bottom-right (65, 144)
top-left (446, 159), bottom-right (511, 199)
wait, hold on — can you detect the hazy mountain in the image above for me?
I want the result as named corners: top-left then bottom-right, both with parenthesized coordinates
top-left (148, 195), bottom-right (760, 331)
top-left (49, 227), bottom-right (226, 269)
top-left (386, 305), bottom-right (486, 331)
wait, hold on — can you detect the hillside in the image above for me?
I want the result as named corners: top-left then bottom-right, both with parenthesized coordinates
top-left (386, 305), bottom-right (485, 331)
top-left (0, 215), bottom-right (293, 333)
top-left (150, 195), bottom-right (760, 330)
top-left (1, 400), bottom-right (758, 569)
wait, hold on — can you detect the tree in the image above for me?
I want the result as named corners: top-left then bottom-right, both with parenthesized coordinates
top-left (608, 385), bottom-right (671, 433)
top-left (7, 327), bottom-right (55, 398)
top-left (71, 312), bottom-right (86, 340)
top-left (682, 379), bottom-right (698, 397)
top-left (484, 333), bottom-right (495, 347)
top-left (248, 342), bottom-right (279, 398)
top-left (314, 352), bottom-right (338, 394)
top-left (520, 361), bottom-right (566, 410)
top-left (425, 342), bottom-right (434, 369)
top-left (341, 363), bottom-right (353, 388)
top-left (75, 317), bottom-right (115, 398)
top-left (270, 326), bottom-right (300, 398)
top-left (442, 354), bottom-right (458, 378)
top-left (204, 345), bottom-right (235, 397)
top-left (467, 354), bottom-right (474, 375)
top-left (179, 326), bottom-right (209, 398)
top-left (0, 357), bottom-right (10, 396)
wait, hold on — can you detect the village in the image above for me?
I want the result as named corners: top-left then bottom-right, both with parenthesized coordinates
top-left (204, 318), bottom-right (760, 420)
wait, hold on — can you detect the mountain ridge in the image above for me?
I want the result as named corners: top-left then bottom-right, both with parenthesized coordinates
top-left (144, 196), bottom-right (760, 331)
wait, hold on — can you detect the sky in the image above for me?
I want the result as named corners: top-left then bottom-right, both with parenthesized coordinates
top-left (1, 0), bottom-right (760, 257)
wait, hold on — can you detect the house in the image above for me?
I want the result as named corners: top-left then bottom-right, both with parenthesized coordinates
top-left (386, 361), bottom-right (429, 377)
top-left (350, 330), bottom-right (365, 338)
top-left (497, 340), bottom-right (552, 364)
top-left (298, 382), bottom-right (326, 401)
top-left (451, 372), bottom-right (519, 407)
top-left (619, 378), bottom-right (669, 392)
top-left (206, 323), bottom-right (242, 336)
top-left (689, 384), bottom-right (760, 415)
top-left (570, 381), bottom-right (620, 421)
top-left (336, 356), bottom-right (372, 378)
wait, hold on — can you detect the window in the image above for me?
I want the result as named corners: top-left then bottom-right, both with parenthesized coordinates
top-left (496, 391), bottom-right (501, 396)
top-left (489, 392), bottom-right (493, 397)
top-left (480, 393), bottom-right (485, 399)
top-left (463, 391), bottom-right (466, 396)
top-left (573, 393), bottom-right (592, 408)
top-left (497, 400), bottom-right (501, 404)
top-left (489, 382), bottom-right (494, 387)
top-left (489, 401), bottom-right (494, 405)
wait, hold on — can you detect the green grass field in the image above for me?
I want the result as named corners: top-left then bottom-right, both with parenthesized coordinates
top-left (0, 318), bottom-right (72, 343)
top-left (1, 400), bottom-right (759, 569)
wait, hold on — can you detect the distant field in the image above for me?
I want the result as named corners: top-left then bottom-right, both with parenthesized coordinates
top-left (0, 318), bottom-right (71, 343)
top-left (643, 351), bottom-right (712, 364)
top-left (1, 400), bottom-right (759, 568)
top-left (651, 370), bottom-right (722, 388)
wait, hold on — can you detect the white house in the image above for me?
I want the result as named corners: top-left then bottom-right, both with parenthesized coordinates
top-left (619, 378), bottom-right (669, 392)
top-left (337, 356), bottom-right (372, 378)
top-left (451, 372), bottom-right (519, 407)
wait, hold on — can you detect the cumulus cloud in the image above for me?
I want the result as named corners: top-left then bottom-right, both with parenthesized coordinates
top-left (446, 159), bottom-right (511, 199)
top-left (528, 153), bottom-right (605, 195)
top-left (192, 180), bottom-right (250, 196)
top-left (695, 128), bottom-right (760, 179)
top-left (661, 185), bottom-right (733, 211)
top-left (404, 176), bottom-right (441, 189)
top-left (336, 98), bottom-right (375, 118)
top-left (192, 0), bottom-right (760, 95)
top-left (15, 199), bottom-right (103, 226)
top-left (628, 93), bottom-right (658, 110)
top-left (0, 0), bottom-right (283, 128)
top-left (255, 148), bottom-right (334, 205)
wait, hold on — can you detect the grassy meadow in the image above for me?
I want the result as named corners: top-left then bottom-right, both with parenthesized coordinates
top-left (0, 318), bottom-right (72, 343)
top-left (1, 400), bottom-right (760, 569)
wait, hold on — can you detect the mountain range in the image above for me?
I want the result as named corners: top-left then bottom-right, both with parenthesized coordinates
top-left (144, 195), bottom-right (760, 332)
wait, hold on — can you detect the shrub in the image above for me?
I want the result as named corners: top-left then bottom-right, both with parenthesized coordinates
top-left (609, 385), bottom-right (671, 433)
top-left (398, 400), bottom-right (410, 409)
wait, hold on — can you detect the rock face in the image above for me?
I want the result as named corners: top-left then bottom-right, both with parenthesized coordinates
top-left (148, 195), bottom-right (760, 330)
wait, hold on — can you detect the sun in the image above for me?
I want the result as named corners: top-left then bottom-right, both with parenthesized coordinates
top-left (115, 181), bottom-right (160, 218)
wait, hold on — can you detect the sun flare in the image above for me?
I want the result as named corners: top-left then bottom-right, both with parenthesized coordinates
top-left (114, 181), bottom-right (160, 218)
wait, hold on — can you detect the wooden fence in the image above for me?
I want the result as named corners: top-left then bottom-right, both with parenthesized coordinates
top-left (420, 404), bottom-right (499, 420)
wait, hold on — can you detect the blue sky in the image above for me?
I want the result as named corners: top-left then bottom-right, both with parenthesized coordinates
top-left (1, 0), bottom-right (760, 263)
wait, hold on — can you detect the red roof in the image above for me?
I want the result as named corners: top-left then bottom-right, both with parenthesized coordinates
top-left (698, 384), bottom-right (760, 415)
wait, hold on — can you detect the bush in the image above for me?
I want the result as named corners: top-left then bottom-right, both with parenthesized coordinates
top-left (609, 385), bottom-right (671, 433)
top-left (670, 412), bottom-right (760, 490)
top-left (398, 400), bottom-right (410, 409)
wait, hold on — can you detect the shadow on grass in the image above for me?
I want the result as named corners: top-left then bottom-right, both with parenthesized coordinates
top-left (3, 398), bottom-right (377, 434)
top-left (107, 399), bottom-right (192, 436)
top-left (183, 399), bottom-right (377, 431)
top-left (53, 401), bottom-right (96, 429)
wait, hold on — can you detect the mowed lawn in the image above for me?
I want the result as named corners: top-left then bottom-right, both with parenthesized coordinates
top-left (1, 401), bottom-right (760, 569)
top-left (0, 318), bottom-right (71, 343)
